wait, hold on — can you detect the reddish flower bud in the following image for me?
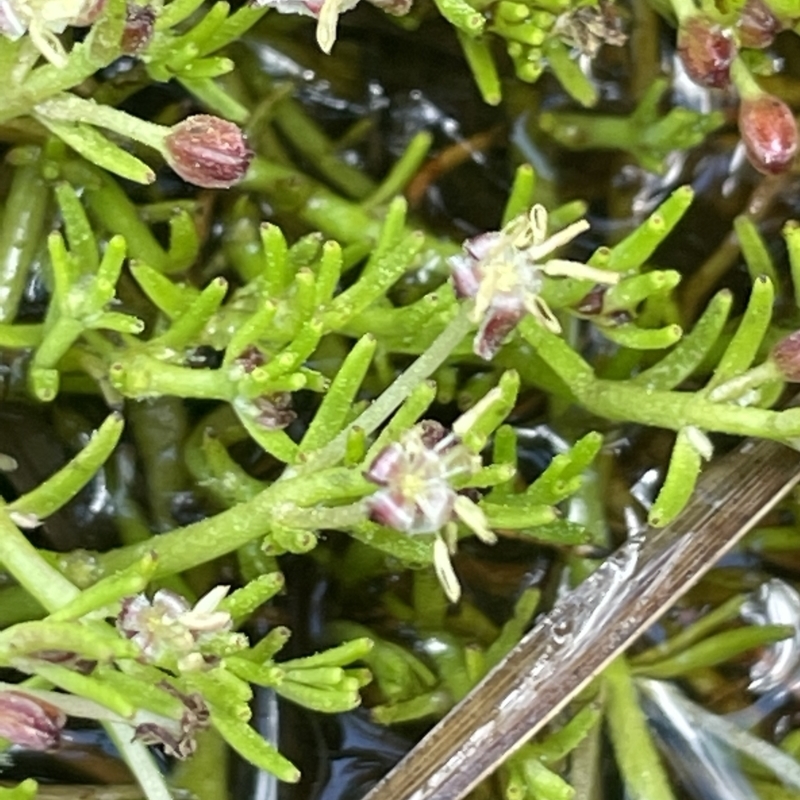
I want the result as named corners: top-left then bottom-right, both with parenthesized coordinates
top-left (122, 2), bottom-right (155, 54)
top-left (677, 15), bottom-right (736, 89)
top-left (738, 0), bottom-right (782, 49)
top-left (164, 115), bottom-right (253, 189)
top-left (575, 285), bottom-right (607, 315)
top-left (771, 330), bottom-right (800, 381)
top-left (0, 692), bottom-right (66, 751)
top-left (739, 94), bottom-right (798, 175)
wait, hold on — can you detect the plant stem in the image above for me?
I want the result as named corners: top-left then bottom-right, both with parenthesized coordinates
top-left (0, 162), bottom-right (49, 323)
top-left (106, 722), bottom-right (176, 800)
top-left (0, 506), bottom-right (79, 609)
top-left (35, 95), bottom-right (168, 151)
top-left (291, 306), bottom-right (473, 476)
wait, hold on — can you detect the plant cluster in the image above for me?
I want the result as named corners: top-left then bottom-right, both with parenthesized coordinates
top-left (2, 0), bottom-right (800, 799)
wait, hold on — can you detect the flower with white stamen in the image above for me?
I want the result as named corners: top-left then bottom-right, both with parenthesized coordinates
top-left (0, 0), bottom-right (105, 65)
top-left (450, 205), bottom-right (619, 360)
top-left (364, 421), bottom-right (496, 603)
top-left (117, 586), bottom-right (236, 670)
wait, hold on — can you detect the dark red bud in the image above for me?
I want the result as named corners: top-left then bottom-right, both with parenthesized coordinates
top-left (122, 3), bottom-right (155, 54)
top-left (418, 420), bottom-right (448, 448)
top-left (738, 0), bottom-right (782, 48)
top-left (772, 330), bottom-right (800, 381)
top-left (164, 115), bottom-right (253, 189)
top-left (236, 345), bottom-right (266, 373)
top-left (677, 15), bottom-right (736, 89)
top-left (739, 94), bottom-right (798, 175)
top-left (575, 285), bottom-right (607, 315)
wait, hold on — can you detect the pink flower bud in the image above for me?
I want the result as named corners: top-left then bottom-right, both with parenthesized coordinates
top-left (0, 692), bottom-right (66, 751)
top-left (772, 330), bottom-right (800, 381)
top-left (737, 0), bottom-right (782, 49)
top-left (739, 94), bottom-right (798, 175)
top-left (677, 15), bottom-right (736, 89)
top-left (164, 115), bottom-right (253, 189)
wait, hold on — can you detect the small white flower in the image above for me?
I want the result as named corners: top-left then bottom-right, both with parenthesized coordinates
top-left (117, 587), bottom-right (233, 669)
top-left (0, 0), bottom-right (105, 65)
top-left (364, 421), bottom-right (496, 603)
top-left (450, 205), bottom-right (619, 360)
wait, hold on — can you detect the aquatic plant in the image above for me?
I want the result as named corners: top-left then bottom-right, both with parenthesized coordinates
top-left (2, 0), bottom-right (800, 799)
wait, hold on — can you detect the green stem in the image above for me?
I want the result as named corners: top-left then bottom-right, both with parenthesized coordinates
top-left (0, 163), bottom-right (50, 323)
top-left (241, 156), bottom-right (456, 267)
top-left (61, 161), bottom-right (173, 273)
top-left (34, 94), bottom-right (168, 151)
top-left (109, 353), bottom-right (235, 400)
top-left (730, 57), bottom-right (764, 100)
top-left (290, 306), bottom-right (472, 476)
top-left (585, 380), bottom-right (800, 439)
top-left (93, 467), bottom-right (366, 580)
top-left (605, 659), bottom-right (676, 800)
top-left (272, 97), bottom-right (376, 199)
top-left (362, 132), bottom-right (434, 209)
top-left (0, 505), bottom-right (79, 610)
top-left (241, 156), bottom-right (384, 244)
top-left (6, 414), bottom-right (124, 522)
top-left (87, 310), bottom-right (472, 580)
top-left (127, 398), bottom-right (191, 531)
top-left (274, 502), bottom-right (367, 530)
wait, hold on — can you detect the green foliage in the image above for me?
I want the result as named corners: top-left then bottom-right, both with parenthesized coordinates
top-left (538, 80), bottom-right (725, 173)
top-left (2, 0), bottom-right (800, 798)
